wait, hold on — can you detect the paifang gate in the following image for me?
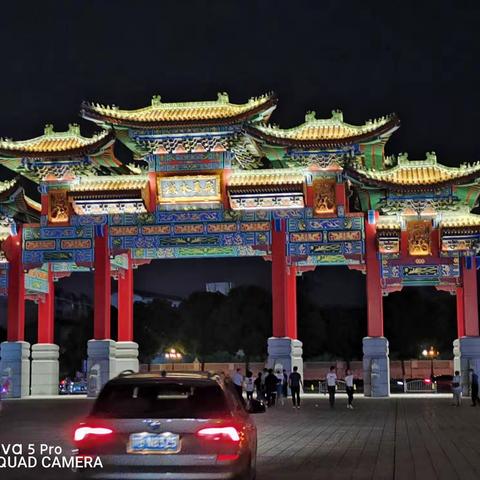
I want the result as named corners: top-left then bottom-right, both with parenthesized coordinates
top-left (0, 92), bottom-right (479, 397)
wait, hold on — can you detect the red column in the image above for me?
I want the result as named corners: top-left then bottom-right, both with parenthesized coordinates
top-left (118, 252), bottom-right (134, 342)
top-left (456, 286), bottom-right (465, 338)
top-left (271, 220), bottom-right (297, 339)
top-left (147, 172), bottom-right (157, 213)
top-left (335, 182), bottom-right (348, 213)
top-left (285, 265), bottom-right (297, 339)
top-left (462, 256), bottom-right (479, 336)
top-left (365, 212), bottom-right (384, 337)
top-left (6, 228), bottom-right (25, 342)
top-left (38, 264), bottom-right (54, 343)
top-left (94, 225), bottom-right (111, 340)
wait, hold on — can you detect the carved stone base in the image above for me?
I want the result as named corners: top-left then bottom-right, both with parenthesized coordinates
top-left (363, 337), bottom-right (390, 397)
top-left (267, 337), bottom-right (303, 381)
top-left (87, 340), bottom-right (117, 397)
top-left (31, 343), bottom-right (59, 396)
top-left (0, 341), bottom-right (30, 398)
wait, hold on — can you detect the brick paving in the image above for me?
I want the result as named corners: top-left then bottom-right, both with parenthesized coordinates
top-left (1, 395), bottom-right (480, 479)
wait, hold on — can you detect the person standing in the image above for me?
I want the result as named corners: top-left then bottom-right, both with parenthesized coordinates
top-left (289, 366), bottom-right (302, 409)
top-left (244, 371), bottom-right (255, 402)
top-left (345, 369), bottom-right (354, 409)
top-left (282, 369), bottom-right (288, 404)
top-left (469, 368), bottom-right (480, 406)
top-left (254, 372), bottom-right (263, 400)
top-left (326, 366), bottom-right (337, 408)
top-left (265, 369), bottom-right (278, 407)
top-left (275, 367), bottom-right (284, 406)
top-left (452, 370), bottom-right (462, 407)
top-left (232, 368), bottom-right (244, 398)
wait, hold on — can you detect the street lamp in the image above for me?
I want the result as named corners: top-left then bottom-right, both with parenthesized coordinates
top-left (165, 348), bottom-right (183, 371)
top-left (422, 346), bottom-right (439, 381)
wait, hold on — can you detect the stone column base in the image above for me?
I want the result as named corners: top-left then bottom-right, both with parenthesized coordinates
top-left (267, 337), bottom-right (303, 382)
top-left (115, 341), bottom-right (139, 376)
top-left (31, 344), bottom-right (59, 396)
top-left (0, 341), bottom-right (30, 398)
top-left (453, 337), bottom-right (480, 396)
top-left (87, 339), bottom-right (117, 397)
top-left (363, 336), bottom-right (390, 397)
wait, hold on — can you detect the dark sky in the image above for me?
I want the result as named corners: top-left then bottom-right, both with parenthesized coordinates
top-left (1, 0), bottom-right (480, 305)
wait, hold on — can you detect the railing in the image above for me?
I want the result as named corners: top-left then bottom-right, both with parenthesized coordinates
top-left (318, 380), bottom-right (347, 394)
top-left (405, 379), bottom-right (437, 393)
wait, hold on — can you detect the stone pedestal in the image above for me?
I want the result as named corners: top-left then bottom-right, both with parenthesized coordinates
top-left (87, 339), bottom-right (116, 397)
top-left (267, 337), bottom-right (303, 381)
top-left (0, 341), bottom-right (30, 398)
top-left (31, 343), bottom-right (59, 396)
top-left (363, 337), bottom-right (390, 397)
top-left (115, 341), bottom-right (139, 376)
top-left (453, 336), bottom-right (480, 396)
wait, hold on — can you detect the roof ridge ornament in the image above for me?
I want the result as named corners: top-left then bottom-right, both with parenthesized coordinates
top-left (331, 109), bottom-right (343, 122)
top-left (425, 151), bottom-right (437, 164)
top-left (305, 110), bottom-right (316, 122)
top-left (217, 92), bottom-right (229, 103)
top-left (68, 123), bottom-right (80, 135)
top-left (151, 95), bottom-right (162, 107)
top-left (397, 152), bottom-right (409, 164)
top-left (44, 124), bottom-right (54, 136)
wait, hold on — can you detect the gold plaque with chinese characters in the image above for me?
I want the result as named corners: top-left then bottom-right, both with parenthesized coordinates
top-left (157, 174), bottom-right (221, 204)
top-left (312, 179), bottom-right (336, 215)
top-left (48, 189), bottom-right (69, 224)
top-left (407, 220), bottom-right (431, 256)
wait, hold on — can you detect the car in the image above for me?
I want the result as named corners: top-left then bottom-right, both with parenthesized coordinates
top-left (60, 379), bottom-right (88, 395)
top-left (72, 371), bottom-right (265, 479)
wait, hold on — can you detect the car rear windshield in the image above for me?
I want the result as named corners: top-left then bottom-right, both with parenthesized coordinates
top-left (92, 381), bottom-right (230, 418)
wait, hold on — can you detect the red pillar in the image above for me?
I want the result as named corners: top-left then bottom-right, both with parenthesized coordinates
top-left (94, 225), bottom-right (111, 340)
top-left (271, 220), bottom-right (297, 339)
top-left (147, 172), bottom-right (157, 213)
top-left (462, 256), bottom-right (479, 336)
top-left (6, 228), bottom-right (25, 342)
top-left (456, 285), bottom-right (465, 338)
top-left (118, 252), bottom-right (134, 342)
top-left (38, 264), bottom-right (54, 344)
top-left (365, 212), bottom-right (384, 337)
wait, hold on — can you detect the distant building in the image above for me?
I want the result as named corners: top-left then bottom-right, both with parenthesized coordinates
top-left (206, 282), bottom-right (233, 296)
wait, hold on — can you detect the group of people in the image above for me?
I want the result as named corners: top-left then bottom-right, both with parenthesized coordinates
top-left (231, 365), bottom-right (356, 410)
top-left (232, 366), bottom-right (303, 408)
top-left (451, 368), bottom-right (480, 407)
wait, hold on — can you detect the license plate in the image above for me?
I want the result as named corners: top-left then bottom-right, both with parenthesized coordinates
top-left (127, 432), bottom-right (180, 454)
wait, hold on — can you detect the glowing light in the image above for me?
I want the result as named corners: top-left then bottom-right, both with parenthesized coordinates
top-left (74, 426), bottom-right (113, 442)
top-left (197, 426), bottom-right (240, 442)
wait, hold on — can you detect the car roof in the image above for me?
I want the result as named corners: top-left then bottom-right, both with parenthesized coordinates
top-left (106, 371), bottom-right (222, 387)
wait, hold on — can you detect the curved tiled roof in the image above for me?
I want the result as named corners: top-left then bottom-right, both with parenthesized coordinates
top-left (246, 110), bottom-right (400, 148)
top-left (228, 169), bottom-right (305, 187)
top-left (0, 124), bottom-right (114, 158)
top-left (70, 175), bottom-right (148, 192)
top-left (440, 214), bottom-right (480, 228)
top-left (81, 92), bottom-right (277, 128)
top-left (348, 153), bottom-right (480, 189)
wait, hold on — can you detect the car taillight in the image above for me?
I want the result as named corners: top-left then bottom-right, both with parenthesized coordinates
top-left (217, 454), bottom-right (240, 462)
top-left (197, 426), bottom-right (240, 442)
top-left (74, 426), bottom-right (113, 442)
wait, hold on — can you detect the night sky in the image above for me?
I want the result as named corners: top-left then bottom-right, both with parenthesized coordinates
top-left (1, 1), bottom-right (480, 306)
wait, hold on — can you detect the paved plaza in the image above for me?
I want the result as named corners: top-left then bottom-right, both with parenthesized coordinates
top-left (0, 395), bottom-right (480, 479)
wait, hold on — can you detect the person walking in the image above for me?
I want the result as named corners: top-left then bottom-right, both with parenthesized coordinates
top-left (254, 372), bottom-right (263, 400)
top-left (326, 366), bottom-right (337, 408)
top-left (452, 370), bottom-right (462, 407)
top-left (469, 368), bottom-right (480, 406)
top-left (282, 369), bottom-right (288, 404)
top-left (232, 368), bottom-right (244, 399)
top-left (265, 369), bottom-right (278, 407)
top-left (244, 370), bottom-right (255, 402)
top-left (289, 366), bottom-right (302, 409)
top-left (345, 368), bottom-right (354, 409)
top-left (275, 367), bottom-right (284, 406)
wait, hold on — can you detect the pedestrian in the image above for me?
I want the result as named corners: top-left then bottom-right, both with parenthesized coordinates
top-left (289, 366), bottom-right (302, 409)
top-left (261, 367), bottom-right (268, 401)
top-left (254, 372), bottom-right (263, 400)
top-left (232, 368), bottom-right (244, 399)
top-left (275, 367), bottom-right (284, 406)
top-left (469, 368), bottom-right (480, 406)
top-left (265, 368), bottom-right (278, 407)
top-left (345, 368), bottom-right (354, 409)
top-left (282, 369), bottom-right (288, 403)
top-left (452, 370), bottom-right (462, 407)
top-left (244, 370), bottom-right (255, 401)
top-left (326, 366), bottom-right (337, 408)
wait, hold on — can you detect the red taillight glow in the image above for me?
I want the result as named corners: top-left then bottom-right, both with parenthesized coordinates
top-left (217, 454), bottom-right (240, 462)
top-left (424, 378), bottom-right (432, 384)
top-left (197, 426), bottom-right (240, 442)
top-left (74, 426), bottom-right (113, 442)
